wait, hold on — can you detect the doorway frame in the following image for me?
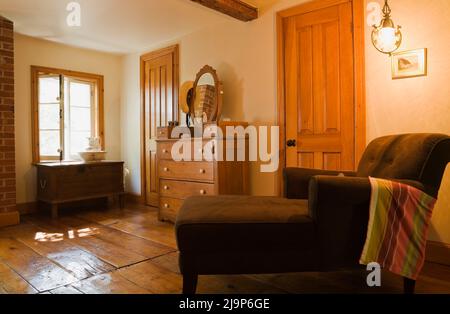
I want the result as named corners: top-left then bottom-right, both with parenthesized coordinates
top-left (140, 44), bottom-right (180, 205)
top-left (276, 0), bottom-right (366, 195)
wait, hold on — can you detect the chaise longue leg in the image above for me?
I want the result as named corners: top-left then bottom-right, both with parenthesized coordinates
top-left (403, 277), bottom-right (416, 294)
top-left (183, 273), bottom-right (198, 294)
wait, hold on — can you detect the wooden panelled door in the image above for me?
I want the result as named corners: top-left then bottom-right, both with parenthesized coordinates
top-left (284, 1), bottom-right (356, 171)
top-left (142, 46), bottom-right (179, 207)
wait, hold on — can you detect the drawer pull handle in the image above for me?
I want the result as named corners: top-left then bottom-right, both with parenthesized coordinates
top-left (164, 167), bottom-right (169, 172)
top-left (199, 169), bottom-right (206, 174)
top-left (162, 149), bottom-right (168, 153)
top-left (200, 190), bottom-right (206, 195)
top-left (164, 203), bottom-right (170, 209)
top-left (164, 186), bottom-right (169, 190)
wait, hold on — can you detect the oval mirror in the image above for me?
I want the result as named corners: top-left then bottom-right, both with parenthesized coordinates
top-left (191, 65), bottom-right (222, 125)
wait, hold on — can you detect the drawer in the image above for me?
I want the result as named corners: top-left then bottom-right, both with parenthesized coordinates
top-left (159, 160), bottom-right (214, 182)
top-left (157, 141), bottom-right (174, 160)
top-left (157, 127), bottom-right (169, 139)
top-left (159, 197), bottom-right (184, 222)
top-left (160, 179), bottom-right (215, 199)
top-left (157, 140), bottom-right (214, 161)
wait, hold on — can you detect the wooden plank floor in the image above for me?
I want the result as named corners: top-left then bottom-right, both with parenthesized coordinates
top-left (0, 203), bottom-right (449, 294)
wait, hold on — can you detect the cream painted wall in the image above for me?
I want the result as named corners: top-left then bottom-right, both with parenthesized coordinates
top-left (365, 0), bottom-right (450, 243)
top-left (121, 0), bottom-right (450, 243)
top-left (15, 33), bottom-right (123, 204)
top-left (121, 52), bottom-right (141, 194)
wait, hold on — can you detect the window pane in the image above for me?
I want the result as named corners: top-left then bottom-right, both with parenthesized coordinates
top-left (70, 82), bottom-right (91, 107)
top-left (39, 77), bottom-right (60, 103)
top-left (70, 107), bottom-right (91, 131)
top-left (40, 130), bottom-right (60, 156)
top-left (70, 131), bottom-right (90, 154)
top-left (39, 104), bottom-right (60, 130)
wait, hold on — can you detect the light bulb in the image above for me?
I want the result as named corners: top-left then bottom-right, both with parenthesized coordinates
top-left (372, 25), bottom-right (402, 54)
top-left (378, 27), bottom-right (396, 52)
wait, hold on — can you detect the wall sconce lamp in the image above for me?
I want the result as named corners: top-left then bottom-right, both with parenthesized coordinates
top-left (371, 0), bottom-right (402, 55)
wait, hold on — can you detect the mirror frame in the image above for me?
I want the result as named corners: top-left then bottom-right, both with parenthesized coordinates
top-left (191, 65), bottom-right (223, 123)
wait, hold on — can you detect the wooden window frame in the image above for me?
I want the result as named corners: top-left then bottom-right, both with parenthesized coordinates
top-left (31, 66), bottom-right (105, 163)
top-left (276, 0), bottom-right (366, 195)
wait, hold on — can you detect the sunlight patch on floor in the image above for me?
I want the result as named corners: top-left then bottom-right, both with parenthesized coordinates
top-left (34, 227), bottom-right (99, 242)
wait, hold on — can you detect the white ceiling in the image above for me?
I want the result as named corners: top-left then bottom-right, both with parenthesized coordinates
top-left (0, 0), bottom-right (268, 54)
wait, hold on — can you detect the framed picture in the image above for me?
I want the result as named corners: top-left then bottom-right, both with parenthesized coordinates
top-left (391, 48), bottom-right (428, 79)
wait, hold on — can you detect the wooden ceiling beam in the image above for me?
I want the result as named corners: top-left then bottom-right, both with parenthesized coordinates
top-left (190, 0), bottom-right (258, 22)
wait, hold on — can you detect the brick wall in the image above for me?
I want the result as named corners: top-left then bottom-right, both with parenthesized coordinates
top-left (0, 16), bottom-right (15, 214)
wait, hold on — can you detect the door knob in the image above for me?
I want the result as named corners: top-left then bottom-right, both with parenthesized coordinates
top-left (287, 139), bottom-right (297, 147)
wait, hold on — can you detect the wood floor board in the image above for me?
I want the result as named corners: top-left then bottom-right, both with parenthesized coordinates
top-left (18, 239), bottom-right (115, 280)
top-left (151, 252), bottom-right (181, 274)
top-left (27, 210), bottom-right (177, 251)
top-left (0, 222), bottom-right (44, 238)
top-left (0, 238), bottom-right (79, 292)
top-left (108, 220), bottom-right (177, 249)
top-left (117, 210), bottom-right (167, 227)
top-left (68, 234), bottom-right (148, 269)
top-left (25, 215), bottom-right (149, 268)
top-left (247, 271), bottom-right (392, 294)
top-left (50, 285), bottom-right (84, 294)
top-left (75, 205), bottom-right (155, 226)
top-left (116, 260), bottom-right (182, 294)
top-left (71, 271), bottom-right (151, 294)
top-left (59, 216), bottom-right (176, 259)
top-left (5, 221), bottom-right (116, 280)
top-left (197, 275), bottom-right (287, 294)
top-left (0, 260), bottom-right (38, 294)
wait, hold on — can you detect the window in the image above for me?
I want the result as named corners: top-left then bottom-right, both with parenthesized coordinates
top-left (32, 66), bottom-right (104, 162)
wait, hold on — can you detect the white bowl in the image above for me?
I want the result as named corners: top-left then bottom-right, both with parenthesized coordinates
top-left (78, 151), bottom-right (107, 162)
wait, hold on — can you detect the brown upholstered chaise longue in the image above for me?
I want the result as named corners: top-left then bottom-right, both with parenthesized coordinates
top-left (175, 134), bottom-right (450, 294)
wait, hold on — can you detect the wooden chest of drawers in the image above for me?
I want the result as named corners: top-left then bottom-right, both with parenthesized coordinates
top-left (35, 161), bottom-right (125, 218)
top-left (157, 138), bottom-right (249, 222)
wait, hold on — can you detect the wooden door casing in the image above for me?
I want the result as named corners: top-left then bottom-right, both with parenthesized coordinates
top-left (141, 46), bottom-right (179, 207)
top-left (284, 1), bottom-right (355, 171)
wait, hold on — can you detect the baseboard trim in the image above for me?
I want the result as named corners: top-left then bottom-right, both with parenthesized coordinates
top-left (0, 211), bottom-right (20, 227)
top-left (17, 202), bottom-right (38, 215)
top-left (127, 193), bottom-right (145, 205)
top-left (426, 241), bottom-right (450, 266)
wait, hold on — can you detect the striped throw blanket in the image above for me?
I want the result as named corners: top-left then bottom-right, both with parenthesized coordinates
top-left (360, 177), bottom-right (437, 280)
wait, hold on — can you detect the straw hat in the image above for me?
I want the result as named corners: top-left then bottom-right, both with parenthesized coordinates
top-left (179, 81), bottom-right (194, 114)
